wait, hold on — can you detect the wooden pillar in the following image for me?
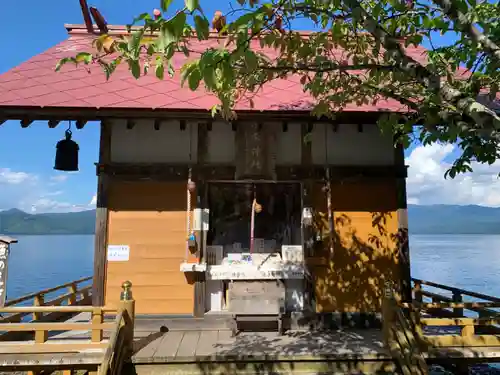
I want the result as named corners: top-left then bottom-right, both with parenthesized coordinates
top-left (394, 142), bottom-right (412, 302)
top-left (93, 121), bottom-right (112, 306)
top-left (193, 122), bottom-right (207, 317)
top-left (301, 123), bottom-right (314, 313)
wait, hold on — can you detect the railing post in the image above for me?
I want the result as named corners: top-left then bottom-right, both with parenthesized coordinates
top-left (382, 281), bottom-right (395, 347)
top-left (33, 293), bottom-right (48, 343)
top-left (33, 294), bottom-right (44, 321)
top-left (120, 280), bottom-right (135, 357)
top-left (452, 291), bottom-right (463, 317)
top-left (91, 308), bottom-right (103, 343)
top-left (413, 280), bottom-right (423, 305)
top-left (68, 282), bottom-right (77, 305)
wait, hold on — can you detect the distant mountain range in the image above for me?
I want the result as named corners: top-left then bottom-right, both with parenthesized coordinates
top-left (0, 205), bottom-right (499, 235)
top-left (408, 204), bottom-right (500, 235)
top-left (0, 208), bottom-right (96, 235)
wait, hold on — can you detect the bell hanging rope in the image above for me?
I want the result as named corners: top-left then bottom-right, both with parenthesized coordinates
top-left (54, 123), bottom-right (80, 172)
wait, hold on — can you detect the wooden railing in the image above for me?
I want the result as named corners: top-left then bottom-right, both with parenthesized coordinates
top-left (0, 276), bottom-right (93, 342)
top-left (0, 276), bottom-right (92, 324)
top-left (0, 280), bottom-right (135, 375)
top-left (99, 280), bottom-right (135, 375)
top-left (0, 305), bottom-right (117, 351)
top-left (382, 282), bottom-right (429, 375)
top-left (412, 278), bottom-right (500, 319)
top-left (406, 278), bottom-right (500, 348)
top-left (383, 278), bottom-right (500, 365)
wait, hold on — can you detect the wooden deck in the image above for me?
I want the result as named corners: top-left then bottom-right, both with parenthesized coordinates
top-left (132, 327), bottom-right (388, 362)
top-left (1, 277), bottom-right (500, 374)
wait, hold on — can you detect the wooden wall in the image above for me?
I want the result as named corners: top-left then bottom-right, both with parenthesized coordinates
top-left (309, 178), bottom-right (401, 313)
top-left (105, 181), bottom-right (197, 315)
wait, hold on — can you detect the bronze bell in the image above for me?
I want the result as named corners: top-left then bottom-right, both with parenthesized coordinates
top-left (54, 129), bottom-right (79, 171)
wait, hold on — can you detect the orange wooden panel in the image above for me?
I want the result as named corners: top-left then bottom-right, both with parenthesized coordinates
top-left (105, 181), bottom-right (196, 315)
top-left (106, 297), bottom-right (194, 315)
top-left (309, 179), bottom-right (401, 313)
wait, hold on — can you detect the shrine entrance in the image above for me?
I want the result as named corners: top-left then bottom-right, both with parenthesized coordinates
top-left (204, 181), bottom-right (305, 314)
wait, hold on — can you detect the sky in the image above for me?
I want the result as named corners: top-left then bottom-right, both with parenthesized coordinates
top-left (0, 0), bottom-right (499, 213)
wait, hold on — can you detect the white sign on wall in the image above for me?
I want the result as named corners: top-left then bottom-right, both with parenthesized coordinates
top-left (107, 245), bottom-right (130, 262)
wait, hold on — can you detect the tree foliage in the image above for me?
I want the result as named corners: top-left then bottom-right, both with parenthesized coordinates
top-left (57, 0), bottom-right (500, 177)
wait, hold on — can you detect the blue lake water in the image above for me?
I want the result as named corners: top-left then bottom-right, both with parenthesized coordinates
top-left (6, 235), bottom-right (94, 300)
top-left (4, 234), bottom-right (500, 301)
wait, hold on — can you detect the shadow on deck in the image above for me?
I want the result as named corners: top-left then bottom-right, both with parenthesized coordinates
top-left (130, 325), bottom-right (394, 375)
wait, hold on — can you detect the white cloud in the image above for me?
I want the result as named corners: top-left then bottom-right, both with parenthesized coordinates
top-left (29, 198), bottom-right (93, 213)
top-left (0, 167), bottom-right (94, 214)
top-left (50, 175), bottom-right (68, 183)
top-left (89, 194), bottom-right (97, 206)
top-left (0, 168), bottom-right (37, 185)
top-left (406, 143), bottom-right (500, 206)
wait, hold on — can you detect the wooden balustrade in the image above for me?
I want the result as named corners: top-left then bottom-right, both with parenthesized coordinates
top-left (0, 280), bottom-right (135, 375)
top-left (411, 278), bottom-right (500, 318)
top-left (393, 279), bottom-right (500, 349)
top-left (0, 276), bottom-right (92, 328)
top-left (0, 276), bottom-right (93, 343)
top-left (382, 282), bottom-right (429, 375)
top-left (99, 280), bottom-right (135, 375)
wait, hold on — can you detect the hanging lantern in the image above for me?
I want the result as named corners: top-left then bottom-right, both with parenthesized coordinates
top-left (54, 128), bottom-right (79, 172)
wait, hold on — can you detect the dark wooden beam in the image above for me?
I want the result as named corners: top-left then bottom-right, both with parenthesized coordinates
top-left (92, 121), bottom-right (112, 306)
top-left (154, 119), bottom-right (161, 130)
top-left (20, 119), bottom-right (33, 128)
top-left (193, 272), bottom-right (206, 317)
top-left (95, 163), bottom-right (408, 181)
top-left (79, 0), bottom-right (94, 33)
top-left (75, 120), bottom-right (87, 129)
top-left (89, 6), bottom-right (108, 33)
top-left (0, 120), bottom-right (6, 127)
top-left (126, 119), bottom-right (136, 129)
top-left (48, 120), bottom-right (60, 128)
top-left (0, 107), bottom-right (403, 125)
top-left (179, 119), bottom-right (187, 131)
top-left (301, 123), bottom-right (312, 166)
top-left (197, 122), bottom-right (208, 166)
top-left (357, 123), bottom-right (364, 132)
top-left (394, 142), bottom-right (411, 303)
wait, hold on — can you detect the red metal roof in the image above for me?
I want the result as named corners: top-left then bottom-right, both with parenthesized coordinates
top-left (0, 25), bottom-right (431, 114)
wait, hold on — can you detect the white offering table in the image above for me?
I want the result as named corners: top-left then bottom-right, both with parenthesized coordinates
top-left (206, 263), bottom-right (305, 280)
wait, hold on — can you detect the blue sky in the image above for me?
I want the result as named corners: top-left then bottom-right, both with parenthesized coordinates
top-left (0, 0), bottom-right (496, 212)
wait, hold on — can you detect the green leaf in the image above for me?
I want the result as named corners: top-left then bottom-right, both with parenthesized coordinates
top-left (188, 67), bottom-right (202, 90)
top-left (158, 23), bottom-right (175, 51)
top-left (128, 30), bottom-right (145, 58)
top-left (75, 52), bottom-right (92, 64)
top-left (203, 67), bottom-right (216, 89)
top-left (185, 0), bottom-right (199, 12)
top-left (244, 50), bottom-right (258, 71)
top-left (130, 12), bottom-right (151, 27)
top-left (194, 15), bottom-right (210, 40)
top-left (161, 0), bottom-right (174, 11)
top-left (230, 13), bottom-right (255, 31)
top-left (181, 62), bottom-right (198, 86)
top-left (171, 12), bottom-right (187, 38)
top-left (156, 57), bottom-right (164, 79)
top-left (129, 60), bottom-right (141, 79)
top-left (55, 57), bottom-right (77, 72)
